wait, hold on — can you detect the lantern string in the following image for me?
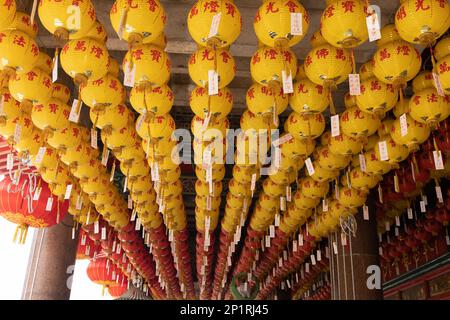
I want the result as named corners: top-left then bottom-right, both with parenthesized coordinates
top-left (348, 231), bottom-right (356, 300)
top-left (334, 231), bottom-right (341, 300)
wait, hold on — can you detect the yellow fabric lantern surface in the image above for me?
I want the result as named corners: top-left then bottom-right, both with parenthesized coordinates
top-left (250, 47), bottom-right (297, 86)
top-left (7, 12), bottom-right (38, 39)
top-left (190, 86), bottom-right (233, 120)
top-left (348, 167), bottom-right (381, 191)
top-left (359, 60), bottom-right (375, 81)
top-left (436, 56), bottom-right (450, 95)
top-left (395, 0), bottom-right (450, 46)
top-left (0, 30), bottom-right (39, 74)
top-left (412, 71), bottom-right (434, 93)
top-left (80, 75), bottom-right (125, 109)
top-left (374, 137), bottom-right (409, 164)
top-left (51, 83), bottom-right (71, 104)
top-left (9, 68), bottom-right (52, 106)
top-left (409, 88), bottom-right (450, 126)
top-left (356, 77), bottom-right (398, 114)
top-left (31, 98), bottom-right (71, 131)
top-left (187, 0), bottom-right (241, 48)
top-left (254, 0), bottom-right (309, 48)
top-left (316, 146), bottom-right (351, 170)
top-left (286, 112), bottom-right (326, 140)
top-left (338, 186), bottom-right (367, 209)
top-left (290, 79), bottom-right (329, 114)
top-left (391, 114), bottom-right (430, 151)
top-left (320, 0), bottom-right (368, 48)
top-left (246, 83), bottom-right (288, 116)
top-left (300, 177), bottom-right (329, 199)
top-left (0, 0), bottom-right (16, 30)
top-left (90, 104), bottom-right (134, 131)
top-left (60, 38), bottom-right (110, 83)
top-left (280, 135), bottom-right (316, 159)
top-left (123, 44), bottom-right (170, 87)
top-left (188, 47), bottom-right (236, 89)
top-left (136, 113), bottom-right (176, 141)
top-left (129, 84), bottom-right (174, 116)
top-left (47, 123), bottom-right (83, 151)
top-left (340, 106), bottom-right (380, 138)
top-left (110, 0), bottom-right (166, 45)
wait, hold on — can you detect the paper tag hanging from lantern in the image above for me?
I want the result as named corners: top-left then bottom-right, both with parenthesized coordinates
top-left (286, 186), bottom-right (292, 202)
top-left (330, 115), bottom-right (340, 137)
top-left (436, 186), bottom-right (444, 203)
top-left (433, 151), bottom-right (444, 170)
top-left (290, 13), bottom-right (303, 35)
top-left (64, 184), bottom-right (73, 200)
top-left (293, 240), bottom-right (298, 252)
top-left (305, 158), bottom-right (315, 176)
top-left (366, 12), bottom-right (381, 42)
top-left (432, 73), bottom-right (445, 97)
top-left (131, 209), bottom-right (137, 222)
top-left (341, 233), bottom-right (347, 246)
top-left (52, 54), bottom-right (58, 83)
top-left (274, 213), bottom-right (280, 227)
top-left (280, 197), bottom-right (286, 211)
top-left (420, 201), bottom-right (426, 213)
top-left (45, 197), bottom-right (53, 211)
top-left (322, 199), bottom-right (328, 212)
top-left (407, 207), bottom-right (413, 220)
top-left (101, 227), bottom-right (106, 240)
top-left (298, 233), bottom-right (304, 246)
top-left (363, 205), bottom-right (369, 220)
top-left (282, 70), bottom-right (294, 94)
top-left (349, 74), bottom-right (361, 96)
top-left (69, 100), bottom-right (81, 123)
top-left (209, 13), bottom-right (222, 38)
top-left (378, 141), bottom-right (389, 161)
top-left (359, 153), bottom-right (367, 172)
top-left (208, 70), bottom-right (219, 96)
top-left (123, 62), bottom-right (136, 88)
top-left (250, 173), bottom-right (257, 197)
top-left (400, 114), bottom-right (408, 137)
top-left (0, 95), bottom-right (5, 116)
top-left (395, 216), bottom-right (400, 227)
top-left (316, 250), bottom-right (322, 261)
top-left (94, 221), bottom-right (99, 234)
top-left (101, 149), bottom-right (109, 166)
top-left (6, 153), bottom-right (13, 171)
top-left (269, 225), bottom-right (275, 238)
top-left (265, 235), bottom-right (271, 248)
top-left (90, 129), bottom-right (98, 149)
top-left (14, 124), bottom-right (21, 144)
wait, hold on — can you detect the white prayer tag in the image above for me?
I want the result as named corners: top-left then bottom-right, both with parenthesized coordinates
top-left (90, 129), bottom-right (98, 149)
top-left (265, 235), bottom-right (271, 248)
top-left (420, 201), bottom-right (426, 213)
top-left (395, 216), bottom-right (400, 227)
top-left (279, 257), bottom-right (283, 267)
top-left (363, 205), bottom-right (369, 220)
top-left (305, 263), bottom-right (310, 273)
top-left (208, 70), bottom-right (219, 96)
top-left (34, 147), bottom-right (47, 166)
top-left (330, 114), bottom-right (340, 137)
top-left (203, 150), bottom-right (212, 166)
top-left (385, 221), bottom-right (390, 231)
top-left (135, 218), bottom-right (141, 230)
top-left (395, 227), bottom-right (399, 237)
top-left (433, 73), bottom-right (445, 97)
top-left (322, 199), bottom-right (328, 212)
top-left (317, 250), bottom-right (322, 261)
top-left (378, 141), bottom-right (389, 161)
top-left (71, 227), bottom-right (75, 240)
top-left (52, 54), bottom-right (58, 83)
top-left (286, 186), bottom-right (292, 202)
top-left (349, 74), bottom-right (361, 96)
top-left (400, 114), bottom-right (408, 137)
top-left (46, 197), bottom-right (53, 211)
top-left (275, 214), bottom-right (280, 227)
top-left (269, 225), bottom-right (275, 238)
top-left (250, 173), bottom-right (257, 196)
top-left (379, 247), bottom-right (383, 256)
top-left (280, 196), bottom-right (286, 211)
top-left (0, 95), bottom-right (5, 116)
top-left (272, 134), bottom-right (293, 147)
top-left (6, 153), bottom-right (13, 170)
top-left (101, 227), bottom-right (106, 240)
top-left (293, 240), bottom-right (298, 252)
top-left (290, 13), bottom-right (303, 35)
top-left (128, 195), bottom-right (133, 209)
top-left (341, 233), bottom-right (347, 246)
top-left (208, 13), bottom-right (222, 38)
top-left (131, 209), bottom-right (136, 221)
top-left (123, 62), bottom-right (136, 87)
top-left (433, 150), bottom-right (444, 170)
top-left (359, 153), bottom-right (367, 172)
top-left (299, 234), bottom-right (304, 246)
top-left (407, 208), bottom-right (413, 220)
top-left (282, 70), bottom-right (294, 94)
top-left (436, 186), bottom-right (444, 203)
top-left (305, 158), bottom-right (315, 176)
top-left (14, 124), bottom-right (21, 143)
top-left (69, 99), bottom-right (81, 123)
top-left (151, 162), bottom-right (160, 182)
top-left (366, 12), bottom-right (381, 42)
top-left (64, 184), bottom-right (73, 200)
top-left (202, 112), bottom-right (212, 132)
top-left (94, 221), bottom-right (99, 234)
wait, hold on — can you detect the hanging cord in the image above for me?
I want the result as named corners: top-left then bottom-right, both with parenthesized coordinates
top-left (348, 230), bottom-right (356, 300)
top-left (334, 231), bottom-right (341, 300)
top-left (328, 235), bottom-right (335, 300)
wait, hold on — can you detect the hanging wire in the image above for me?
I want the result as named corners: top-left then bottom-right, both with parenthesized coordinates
top-left (334, 231), bottom-right (341, 300)
top-left (348, 232), bottom-right (356, 300)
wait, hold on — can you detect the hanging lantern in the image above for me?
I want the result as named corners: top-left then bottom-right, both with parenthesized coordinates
top-left (280, 134), bottom-right (316, 159)
top-left (250, 46), bottom-right (297, 86)
top-left (129, 84), bottom-right (174, 116)
top-left (290, 79), bottom-right (329, 114)
top-left (0, 30), bottom-right (39, 75)
top-left (300, 177), bottom-right (329, 199)
top-left (377, 118), bottom-right (395, 138)
top-left (80, 74), bottom-right (125, 110)
top-left (101, 125), bottom-right (138, 150)
top-left (190, 86), bottom-right (233, 120)
top-left (294, 190), bottom-right (320, 210)
top-left (7, 12), bottom-right (38, 39)
top-left (393, 97), bottom-right (410, 118)
top-left (0, 176), bottom-right (68, 244)
top-left (329, 132), bottom-right (362, 156)
top-left (38, 0), bottom-right (97, 40)
top-left (82, 20), bottom-right (108, 43)
top-left (31, 98), bottom-right (71, 132)
top-left (348, 167), bottom-right (381, 191)
top-left (60, 38), bottom-right (110, 84)
top-left (191, 115), bottom-right (228, 141)
top-left (0, 91), bottom-right (21, 129)
top-left (8, 68), bottom-right (52, 108)
top-left (51, 83), bottom-right (71, 104)
top-left (340, 106), bottom-right (380, 139)
top-left (372, 24), bottom-right (421, 87)
top-left (356, 77), bottom-right (398, 114)
top-left (363, 149), bottom-right (392, 175)
top-left (391, 114), bottom-right (430, 151)
top-left (409, 87), bottom-right (450, 127)
top-left (187, 0), bottom-right (241, 48)
top-left (0, 112), bottom-right (34, 146)
top-left (188, 47), bottom-right (236, 89)
top-left (246, 82), bottom-right (288, 116)
top-left (306, 161), bottom-right (339, 183)
top-left (123, 44), bottom-right (170, 88)
top-left (286, 112), bottom-right (326, 140)
top-left (86, 257), bottom-right (117, 291)
top-left (90, 104), bottom-right (134, 132)
top-left (359, 60), bottom-right (375, 81)
top-left (136, 113), bottom-right (176, 142)
top-left (254, 0), bottom-right (309, 48)
top-left (110, 0), bottom-right (166, 45)
top-left (320, 0), bottom-right (368, 48)
top-left (316, 146), bottom-right (351, 170)
top-left (395, 0), bottom-right (450, 46)
top-left (412, 71), bottom-right (434, 93)
top-left (0, 0), bottom-right (16, 30)
top-left (338, 186), bottom-right (367, 209)
top-left (15, 126), bottom-right (45, 158)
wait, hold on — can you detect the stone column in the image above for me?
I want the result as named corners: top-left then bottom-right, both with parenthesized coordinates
top-left (22, 214), bottom-right (79, 300)
top-left (329, 210), bottom-right (383, 300)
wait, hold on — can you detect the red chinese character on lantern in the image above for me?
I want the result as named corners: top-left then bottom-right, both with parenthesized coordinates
top-left (266, 2), bottom-right (279, 13)
top-left (109, 79), bottom-right (119, 91)
top-left (427, 93), bottom-right (438, 103)
top-left (49, 103), bottom-right (58, 114)
top-left (341, 1), bottom-right (355, 13)
top-left (33, 134), bottom-right (40, 142)
top-left (4, 0), bottom-right (14, 10)
top-left (335, 49), bottom-right (346, 60)
top-left (254, 10), bottom-right (261, 23)
top-left (396, 6), bottom-right (406, 20)
top-left (31, 44), bottom-right (39, 56)
top-left (88, 7), bottom-right (95, 20)
top-left (24, 117), bottom-right (31, 128)
top-left (415, 0), bottom-right (430, 11)
top-left (324, 4), bottom-right (335, 18)
top-left (285, 1), bottom-right (299, 12)
top-left (297, 84), bottom-right (308, 94)
top-left (190, 6), bottom-right (198, 18)
top-left (147, 0), bottom-right (159, 11)
top-left (247, 88), bottom-right (255, 100)
top-left (264, 49), bottom-right (278, 60)
top-left (360, 84), bottom-right (366, 94)
top-left (75, 41), bottom-right (87, 51)
top-left (437, 0), bottom-right (446, 8)
top-left (72, 127), bottom-right (80, 137)
top-left (413, 95), bottom-right (421, 105)
top-left (316, 48), bottom-right (329, 59)
top-left (353, 109), bottom-right (364, 120)
top-left (341, 112), bottom-right (349, 122)
top-left (0, 32), bottom-right (5, 43)
top-left (34, 104), bottom-right (43, 112)
top-left (379, 48), bottom-right (391, 61)
top-left (220, 51), bottom-right (231, 63)
top-left (201, 49), bottom-right (214, 61)
top-left (13, 35), bottom-right (26, 47)
top-left (396, 45), bottom-right (410, 55)
top-left (26, 71), bottom-right (37, 81)
top-left (371, 81), bottom-right (381, 91)
top-left (150, 49), bottom-right (161, 62)
top-left (439, 62), bottom-right (450, 73)
top-left (90, 46), bottom-right (103, 59)
top-left (226, 3), bottom-right (236, 17)
top-left (283, 51), bottom-right (292, 63)
top-left (204, 1), bottom-right (219, 13)
top-left (132, 49), bottom-right (144, 60)
top-left (305, 55), bottom-right (312, 66)
top-left (92, 79), bottom-right (104, 86)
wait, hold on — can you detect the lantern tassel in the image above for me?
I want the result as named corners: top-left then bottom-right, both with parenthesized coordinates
top-left (328, 90), bottom-right (336, 115)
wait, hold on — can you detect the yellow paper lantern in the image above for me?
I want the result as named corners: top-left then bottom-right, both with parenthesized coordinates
top-left (348, 167), bottom-right (381, 192)
top-left (90, 104), bottom-right (134, 131)
top-left (246, 82), bottom-right (288, 116)
top-left (395, 0), bottom-right (450, 46)
top-left (435, 57), bottom-right (450, 95)
top-left (286, 112), bottom-right (326, 140)
top-left (250, 47), bottom-right (297, 86)
top-left (344, 92), bottom-right (357, 109)
top-left (393, 97), bottom-right (410, 117)
top-left (80, 74), bottom-right (125, 109)
top-left (329, 132), bottom-right (362, 156)
top-left (254, 0), bottom-right (309, 48)
top-left (307, 161), bottom-right (339, 183)
top-left (101, 125), bottom-right (138, 149)
top-left (191, 115), bottom-right (229, 141)
top-left (60, 38), bottom-right (110, 84)
top-left (51, 83), bottom-right (71, 104)
top-left (340, 106), bottom-right (380, 138)
top-left (294, 190), bottom-right (320, 210)
top-left (31, 98), bottom-right (71, 131)
top-left (47, 123), bottom-right (83, 151)
top-left (391, 114), bottom-right (430, 151)
top-left (363, 149), bottom-right (392, 175)
top-left (0, 30), bottom-right (39, 74)
top-left (412, 71), bottom-right (434, 92)
top-left (7, 12), bottom-right (38, 39)
top-left (338, 186), bottom-right (367, 209)
top-left (300, 177), bottom-right (329, 199)
top-left (110, 0), bottom-right (166, 45)
top-left (409, 88), bottom-right (450, 126)
top-left (190, 86), bottom-right (233, 120)
top-left (0, 91), bottom-right (21, 129)
top-left (0, 0), bottom-right (16, 30)
top-left (187, 0), bottom-right (241, 48)
top-left (280, 135), bottom-right (316, 159)
top-left (289, 79), bottom-right (329, 114)
top-left (321, 0), bottom-right (368, 48)
top-left (356, 77), bottom-right (398, 114)
top-left (316, 146), bottom-right (351, 170)
top-left (195, 180), bottom-right (222, 197)
top-left (188, 47), bottom-right (235, 89)
top-left (136, 113), bottom-right (176, 141)
top-left (359, 60), bottom-right (375, 81)
top-left (38, 0), bottom-right (97, 40)
top-left (129, 84), bottom-right (174, 116)
top-left (8, 68), bottom-right (52, 107)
